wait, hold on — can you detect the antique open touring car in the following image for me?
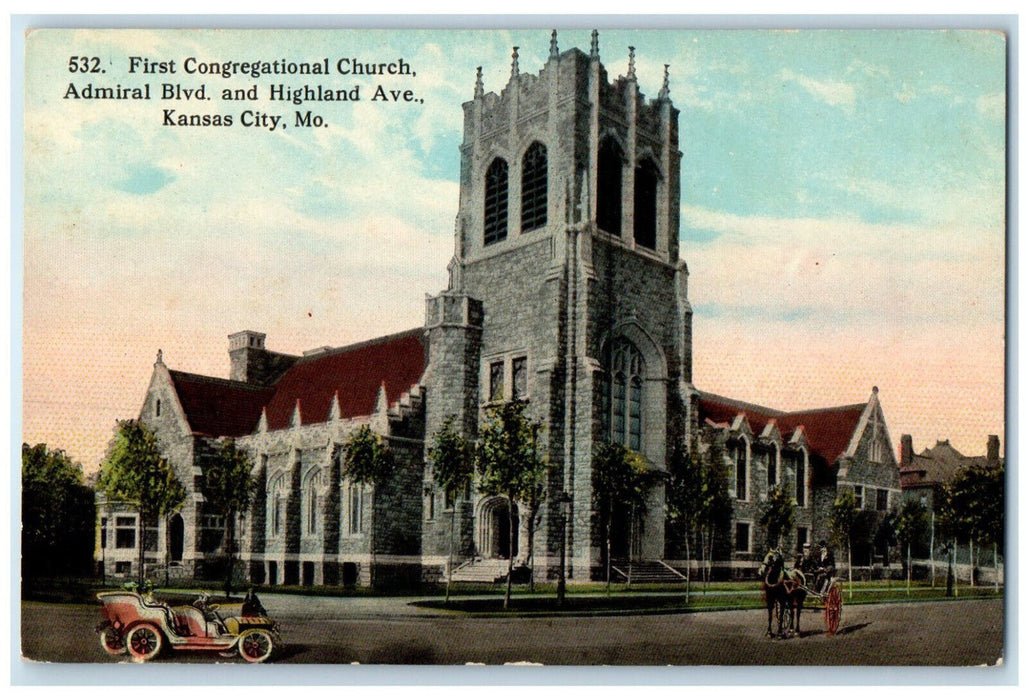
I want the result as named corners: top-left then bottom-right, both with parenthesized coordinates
top-left (96, 585), bottom-right (280, 663)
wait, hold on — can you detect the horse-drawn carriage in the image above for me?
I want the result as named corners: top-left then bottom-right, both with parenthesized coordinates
top-left (759, 549), bottom-right (843, 639)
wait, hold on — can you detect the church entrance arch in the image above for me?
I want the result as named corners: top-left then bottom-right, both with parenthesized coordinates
top-left (476, 496), bottom-right (519, 559)
top-left (168, 513), bottom-right (184, 563)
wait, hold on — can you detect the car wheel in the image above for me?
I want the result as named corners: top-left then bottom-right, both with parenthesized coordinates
top-left (126, 623), bottom-right (163, 662)
top-left (99, 627), bottom-right (126, 655)
top-left (238, 629), bottom-right (274, 663)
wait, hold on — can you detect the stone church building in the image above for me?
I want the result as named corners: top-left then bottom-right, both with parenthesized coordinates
top-left (96, 32), bottom-right (900, 586)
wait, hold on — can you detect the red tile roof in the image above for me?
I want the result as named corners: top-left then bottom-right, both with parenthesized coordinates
top-left (168, 371), bottom-right (274, 438)
top-left (166, 328), bottom-right (426, 438)
top-left (261, 328), bottom-right (426, 431)
top-left (697, 391), bottom-right (866, 465)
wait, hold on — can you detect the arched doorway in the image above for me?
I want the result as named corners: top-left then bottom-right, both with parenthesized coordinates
top-left (168, 513), bottom-right (184, 563)
top-left (476, 496), bottom-right (519, 559)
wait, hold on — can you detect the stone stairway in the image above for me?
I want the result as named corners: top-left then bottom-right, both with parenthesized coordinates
top-left (610, 560), bottom-right (688, 585)
top-left (449, 558), bottom-right (513, 583)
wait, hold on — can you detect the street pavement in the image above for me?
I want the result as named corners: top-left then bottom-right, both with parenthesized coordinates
top-left (19, 595), bottom-right (1004, 668)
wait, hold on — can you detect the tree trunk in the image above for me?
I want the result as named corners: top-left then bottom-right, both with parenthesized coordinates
top-left (224, 513), bottom-right (236, 599)
top-left (684, 526), bottom-right (691, 605)
top-left (906, 542), bottom-right (911, 595)
top-left (969, 537), bottom-right (975, 588)
top-left (605, 502), bottom-right (612, 595)
top-left (164, 513), bottom-right (171, 587)
top-left (847, 536), bottom-right (853, 600)
top-left (137, 507), bottom-right (146, 587)
top-left (627, 505), bottom-right (635, 590)
top-left (993, 542), bottom-right (999, 592)
top-left (527, 508), bottom-right (536, 594)
top-left (504, 496), bottom-right (515, 609)
top-left (445, 505), bottom-right (455, 603)
top-left (929, 510), bottom-right (936, 588)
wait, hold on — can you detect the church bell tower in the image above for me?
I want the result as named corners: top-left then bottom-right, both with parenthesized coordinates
top-left (424, 30), bottom-right (694, 580)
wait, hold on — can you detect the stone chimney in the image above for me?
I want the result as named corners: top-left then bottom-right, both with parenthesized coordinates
top-left (228, 330), bottom-right (299, 386)
top-left (900, 434), bottom-right (914, 467)
top-left (987, 434), bottom-right (1000, 464)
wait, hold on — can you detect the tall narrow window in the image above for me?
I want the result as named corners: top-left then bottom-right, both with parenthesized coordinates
top-left (308, 490), bottom-right (319, 534)
top-left (735, 522), bottom-right (751, 553)
top-left (853, 485), bottom-right (864, 510)
top-left (511, 356), bottom-right (528, 400)
top-left (155, 399), bottom-right (161, 417)
top-left (602, 338), bottom-right (645, 449)
top-left (767, 452), bottom-right (778, 487)
top-left (597, 138), bottom-right (623, 235)
top-left (521, 142), bottom-right (547, 232)
top-left (349, 484), bottom-right (363, 534)
top-left (489, 361), bottom-right (505, 402)
top-left (484, 158), bottom-right (509, 245)
top-left (736, 443), bottom-right (748, 500)
top-left (795, 455), bottom-right (806, 506)
top-left (633, 158), bottom-right (658, 249)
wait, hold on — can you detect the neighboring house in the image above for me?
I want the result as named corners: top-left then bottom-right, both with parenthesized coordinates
top-left (899, 434), bottom-right (1002, 512)
top-left (95, 32), bottom-right (902, 586)
top-left (696, 388), bottom-right (901, 570)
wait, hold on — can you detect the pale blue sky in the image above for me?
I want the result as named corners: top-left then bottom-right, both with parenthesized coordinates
top-left (22, 28), bottom-right (1006, 469)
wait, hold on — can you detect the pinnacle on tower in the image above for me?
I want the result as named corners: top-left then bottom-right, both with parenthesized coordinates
top-left (628, 46), bottom-right (636, 80)
top-left (510, 46), bottom-right (520, 80)
top-left (474, 65), bottom-right (484, 99)
top-left (549, 29), bottom-right (559, 59)
top-left (590, 29), bottom-right (599, 59)
top-left (659, 64), bottom-right (670, 99)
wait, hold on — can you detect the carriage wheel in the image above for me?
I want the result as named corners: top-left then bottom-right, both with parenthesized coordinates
top-left (126, 623), bottom-right (163, 662)
top-left (238, 629), bottom-right (275, 663)
top-left (824, 585), bottom-right (843, 636)
top-left (99, 627), bottom-right (126, 655)
top-left (779, 600), bottom-right (795, 638)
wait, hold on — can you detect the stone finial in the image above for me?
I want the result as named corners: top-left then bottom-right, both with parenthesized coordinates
top-left (658, 63), bottom-right (670, 99)
top-left (550, 29), bottom-right (559, 59)
top-left (155, 348), bottom-right (163, 365)
top-left (474, 65), bottom-right (484, 99)
top-left (628, 46), bottom-right (636, 80)
top-left (511, 46), bottom-right (520, 80)
top-left (590, 29), bottom-right (599, 59)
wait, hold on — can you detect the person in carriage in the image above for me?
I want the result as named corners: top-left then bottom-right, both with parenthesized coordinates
top-left (813, 540), bottom-right (836, 595)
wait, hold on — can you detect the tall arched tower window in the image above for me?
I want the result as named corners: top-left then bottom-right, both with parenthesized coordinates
top-left (597, 137), bottom-right (623, 235)
top-left (600, 338), bottom-right (645, 450)
top-left (484, 158), bottom-right (509, 245)
top-left (521, 142), bottom-right (547, 232)
top-left (633, 158), bottom-right (658, 249)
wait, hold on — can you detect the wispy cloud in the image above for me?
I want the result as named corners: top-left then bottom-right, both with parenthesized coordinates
top-left (779, 67), bottom-right (856, 111)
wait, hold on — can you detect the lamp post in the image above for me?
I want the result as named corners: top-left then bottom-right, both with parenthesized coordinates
top-left (557, 491), bottom-right (571, 607)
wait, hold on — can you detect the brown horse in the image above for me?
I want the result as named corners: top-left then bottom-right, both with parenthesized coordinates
top-left (758, 549), bottom-right (808, 638)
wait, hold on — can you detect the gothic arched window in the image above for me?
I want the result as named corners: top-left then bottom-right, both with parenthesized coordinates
top-left (305, 469), bottom-right (323, 535)
top-left (597, 138), bottom-right (623, 235)
top-left (484, 158), bottom-right (509, 245)
top-left (600, 338), bottom-right (645, 450)
top-left (521, 142), bottom-right (548, 232)
top-left (268, 473), bottom-right (286, 538)
top-left (633, 158), bottom-right (658, 249)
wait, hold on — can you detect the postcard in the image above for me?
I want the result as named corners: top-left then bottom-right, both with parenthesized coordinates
top-left (19, 25), bottom-right (1006, 671)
